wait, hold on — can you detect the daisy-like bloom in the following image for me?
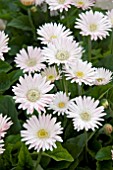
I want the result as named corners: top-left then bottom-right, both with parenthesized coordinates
top-left (20, 0), bottom-right (35, 6)
top-left (14, 46), bottom-right (46, 73)
top-left (12, 74), bottom-right (54, 114)
top-left (63, 59), bottom-right (96, 86)
top-left (41, 66), bottom-right (61, 83)
top-left (42, 37), bottom-right (83, 66)
top-left (37, 22), bottom-right (73, 45)
top-left (67, 96), bottom-right (106, 131)
top-left (106, 9), bottom-right (113, 27)
top-left (35, 0), bottom-right (45, 6)
top-left (0, 113), bottom-right (13, 138)
top-left (48, 91), bottom-right (72, 115)
top-left (21, 114), bottom-right (63, 152)
top-left (94, 67), bottom-right (112, 85)
top-left (46, 0), bottom-right (73, 12)
top-left (0, 31), bottom-right (10, 60)
top-left (72, 0), bottom-right (95, 10)
top-left (75, 10), bottom-right (112, 41)
top-left (0, 140), bottom-right (5, 154)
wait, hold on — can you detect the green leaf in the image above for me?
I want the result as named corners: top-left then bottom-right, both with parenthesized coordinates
top-left (95, 146), bottom-right (112, 161)
top-left (8, 70), bottom-right (23, 85)
top-left (0, 60), bottom-right (12, 73)
top-left (0, 72), bottom-right (10, 91)
top-left (44, 142), bottom-right (74, 162)
top-left (96, 160), bottom-right (113, 170)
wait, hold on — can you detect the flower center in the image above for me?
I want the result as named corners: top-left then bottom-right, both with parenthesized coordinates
top-left (96, 78), bottom-right (105, 82)
top-left (80, 112), bottom-right (91, 121)
top-left (77, 1), bottom-right (84, 5)
top-left (56, 50), bottom-right (69, 61)
top-left (89, 24), bottom-right (97, 32)
top-left (27, 89), bottom-right (40, 102)
top-left (37, 129), bottom-right (49, 139)
top-left (50, 35), bottom-right (57, 40)
top-left (58, 102), bottom-right (65, 108)
top-left (76, 71), bottom-right (84, 78)
top-left (58, 0), bottom-right (65, 4)
top-left (26, 58), bottom-right (37, 67)
top-left (47, 75), bottom-right (55, 81)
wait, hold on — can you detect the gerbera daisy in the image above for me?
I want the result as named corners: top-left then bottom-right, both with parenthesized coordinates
top-left (14, 46), bottom-right (46, 73)
top-left (94, 67), bottom-right (112, 85)
top-left (0, 113), bottom-right (13, 138)
top-left (0, 31), bottom-right (10, 60)
top-left (63, 59), bottom-right (96, 86)
top-left (21, 114), bottom-right (63, 152)
top-left (46, 0), bottom-right (73, 12)
top-left (37, 22), bottom-right (73, 44)
top-left (42, 37), bottom-right (83, 66)
top-left (41, 66), bottom-right (61, 82)
top-left (20, 0), bottom-right (35, 6)
top-left (12, 74), bottom-right (54, 114)
top-left (67, 96), bottom-right (106, 131)
top-left (106, 9), bottom-right (113, 27)
top-left (72, 0), bottom-right (95, 10)
top-left (48, 91), bottom-right (72, 115)
top-left (75, 10), bottom-right (112, 41)
top-left (0, 140), bottom-right (5, 154)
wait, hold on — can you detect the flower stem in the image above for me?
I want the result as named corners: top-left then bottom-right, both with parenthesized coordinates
top-left (110, 28), bottom-right (113, 55)
top-left (77, 84), bottom-right (82, 96)
top-left (88, 36), bottom-right (92, 62)
top-left (34, 151), bottom-right (42, 170)
top-left (85, 130), bottom-right (88, 163)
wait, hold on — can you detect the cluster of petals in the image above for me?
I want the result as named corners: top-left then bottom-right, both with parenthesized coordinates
top-left (67, 96), bottom-right (106, 131)
top-left (21, 114), bottom-right (63, 152)
top-left (12, 74), bottom-right (54, 114)
top-left (37, 22), bottom-right (73, 45)
top-left (0, 139), bottom-right (5, 154)
top-left (95, 0), bottom-right (113, 10)
top-left (42, 37), bottom-right (83, 66)
top-left (14, 46), bottom-right (45, 73)
top-left (0, 31), bottom-right (10, 60)
top-left (63, 59), bottom-right (96, 86)
top-left (75, 10), bottom-right (112, 41)
top-left (72, 0), bottom-right (95, 10)
top-left (35, 0), bottom-right (45, 5)
top-left (106, 9), bottom-right (113, 27)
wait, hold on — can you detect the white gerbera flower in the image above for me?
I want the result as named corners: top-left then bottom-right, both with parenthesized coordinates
top-left (67, 96), bottom-right (106, 131)
top-left (63, 59), bottom-right (96, 86)
top-left (14, 46), bottom-right (46, 73)
top-left (0, 140), bottom-right (5, 154)
top-left (46, 0), bottom-right (73, 12)
top-left (48, 91), bottom-right (72, 115)
top-left (0, 31), bottom-right (10, 60)
top-left (21, 114), bottom-right (63, 152)
top-left (106, 9), bottom-right (113, 27)
top-left (35, 0), bottom-right (44, 5)
top-left (42, 37), bottom-right (83, 66)
top-left (0, 113), bottom-right (13, 138)
top-left (94, 67), bottom-right (112, 85)
top-left (12, 74), bottom-right (54, 114)
top-left (41, 66), bottom-right (61, 82)
top-left (37, 22), bottom-right (73, 44)
top-left (75, 10), bottom-right (112, 41)
top-left (72, 0), bottom-right (95, 10)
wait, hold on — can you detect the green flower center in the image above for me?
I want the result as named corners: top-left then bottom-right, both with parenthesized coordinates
top-left (26, 58), bottom-right (37, 67)
top-left (77, 1), bottom-right (84, 5)
top-left (58, 0), bottom-right (65, 4)
top-left (37, 129), bottom-right (49, 139)
top-left (27, 89), bottom-right (40, 102)
top-left (89, 24), bottom-right (97, 32)
top-left (96, 78), bottom-right (104, 82)
top-left (56, 50), bottom-right (69, 61)
top-left (47, 75), bottom-right (55, 81)
top-left (80, 112), bottom-right (91, 121)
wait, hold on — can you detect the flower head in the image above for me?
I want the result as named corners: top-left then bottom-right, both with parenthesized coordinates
top-left (95, 0), bottom-right (113, 10)
top-left (12, 74), bottom-right (54, 114)
top-left (75, 10), bottom-right (112, 41)
top-left (14, 46), bottom-right (46, 73)
top-left (0, 140), bottom-right (5, 154)
top-left (0, 31), bottom-right (10, 60)
top-left (106, 9), bottom-right (113, 27)
top-left (94, 67), bottom-right (112, 85)
top-left (35, 0), bottom-right (44, 5)
top-left (72, 0), bottom-right (95, 10)
top-left (67, 96), bottom-right (106, 131)
top-left (42, 37), bottom-right (83, 66)
top-left (20, 0), bottom-right (35, 6)
top-left (21, 114), bottom-right (63, 152)
top-left (37, 22), bottom-right (73, 44)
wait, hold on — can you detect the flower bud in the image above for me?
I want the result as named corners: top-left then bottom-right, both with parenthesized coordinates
top-left (101, 99), bottom-right (109, 109)
top-left (31, 6), bottom-right (37, 12)
top-left (20, 0), bottom-right (35, 6)
top-left (0, 19), bottom-right (7, 30)
top-left (103, 124), bottom-right (113, 135)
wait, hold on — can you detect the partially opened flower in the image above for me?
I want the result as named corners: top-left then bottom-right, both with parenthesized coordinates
top-left (14, 46), bottom-right (46, 73)
top-left (72, 0), bottom-right (95, 10)
top-left (48, 91), bottom-right (72, 115)
top-left (37, 22), bottom-right (73, 44)
top-left (63, 59), bottom-right (96, 86)
top-left (75, 10), bottom-right (112, 41)
top-left (46, 0), bottom-right (73, 12)
top-left (67, 96), bottom-right (106, 131)
top-left (94, 67), bottom-right (112, 85)
top-left (42, 37), bottom-right (83, 66)
top-left (0, 140), bottom-right (5, 154)
top-left (0, 113), bottom-right (13, 138)
top-left (12, 74), bottom-right (54, 114)
top-left (0, 31), bottom-right (10, 60)
top-left (106, 9), bottom-right (113, 27)
top-left (21, 114), bottom-right (63, 152)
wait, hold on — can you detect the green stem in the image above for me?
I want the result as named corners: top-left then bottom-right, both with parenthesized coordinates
top-left (88, 36), bottom-right (92, 62)
top-left (34, 151), bottom-right (42, 170)
top-left (62, 73), bottom-right (68, 96)
top-left (85, 130), bottom-right (88, 163)
top-left (77, 84), bottom-right (82, 96)
top-left (27, 9), bottom-right (37, 41)
top-left (110, 28), bottom-right (113, 55)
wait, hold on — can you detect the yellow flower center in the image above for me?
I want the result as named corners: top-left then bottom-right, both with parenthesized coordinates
top-left (27, 89), bottom-right (40, 102)
top-left (47, 75), bottom-right (55, 81)
top-left (96, 78), bottom-right (104, 82)
top-left (58, 102), bottom-right (65, 108)
top-left (26, 58), bottom-right (37, 67)
top-left (37, 129), bottom-right (49, 139)
top-left (77, 1), bottom-right (84, 5)
top-left (89, 24), bottom-right (97, 32)
top-left (58, 0), bottom-right (65, 4)
top-left (50, 35), bottom-right (57, 40)
top-left (76, 71), bottom-right (84, 78)
top-left (80, 112), bottom-right (91, 121)
top-left (56, 50), bottom-right (69, 61)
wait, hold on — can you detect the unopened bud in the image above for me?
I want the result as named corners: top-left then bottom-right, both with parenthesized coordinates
top-left (31, 6), bottom-right (37, 12)
top-left (0, 19), bottom-right (7, 30)
top-left (103, 124), bottom-right (113, 135)
top-left (20, 0), bottom-right (35, 6)
top-left (101, 99), bottom-right (109, 109)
